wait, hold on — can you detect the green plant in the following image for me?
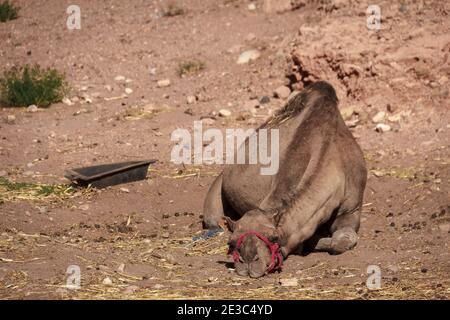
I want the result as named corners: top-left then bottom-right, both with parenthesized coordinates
top-left (177, 60), bottom-right (205, 77)
top-left (0, 1), bottom-right (19, 22)
top-left (0, 64), bottom-right (69, 107)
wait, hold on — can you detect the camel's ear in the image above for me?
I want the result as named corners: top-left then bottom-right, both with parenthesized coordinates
top-left (219, 216), bottom-right (236, 232)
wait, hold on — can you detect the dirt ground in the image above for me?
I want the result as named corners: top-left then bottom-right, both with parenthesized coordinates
top-left (0, 0), bottom-right (449, 299)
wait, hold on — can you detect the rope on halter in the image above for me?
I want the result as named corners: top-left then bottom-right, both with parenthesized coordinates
top-left (228, 230), bottom-right (283, 273)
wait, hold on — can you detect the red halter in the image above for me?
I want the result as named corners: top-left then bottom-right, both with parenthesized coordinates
top-left (228, 230), bottom-right (283, 273)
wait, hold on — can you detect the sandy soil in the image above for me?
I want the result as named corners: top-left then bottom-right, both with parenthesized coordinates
top-left (0, 0), bottom-right (449, 299)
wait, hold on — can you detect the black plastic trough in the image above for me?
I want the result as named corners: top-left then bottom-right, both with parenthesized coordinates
top-left (64, 160), bottom-right (157, 188)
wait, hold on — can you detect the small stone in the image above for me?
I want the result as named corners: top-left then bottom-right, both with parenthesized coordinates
top-left (237, 50), bottom-right (261, 64)
top-left (375, 123), bottom-right (391, 133)
top-left (438, 223), bottom-right (450, 233)
top-left (201, 118), bottom-right (216, 125)
top-left (259, 96), bottom-right (270, 104)
top-left (340, 106), bottom-right (355, 121)
top-left (6, 115), bottom-right (16, 124)
top-left (157, 79), bottom-right (171, 88)
top-left (421, 267), bottom-right (428, 273)
top-left (279, 278), bottom-right (298, 287)
top-left (161, 232), bottom-right (170, 238)
top-left (125, 88), bottom-right (133, 95)
top-left (120, 187), bottom-right (130, 193)
top-left (186, 95), bottom-right (197, 104)
top-left (372, 111), bottom-right (386, 123)
top-left (117, 263), bottom-right (125, 273)
top-left (102, 277), bottom-right (113, 286)
top-left (248, 3), bottom-right (257, 11)
top-left (149, 68), bottom-right (157, 75)
top-left (219, 109), bottom-right (232, 117)
top-left (79, 204), bottom-right (90, 211)
top-left (208, 277), bottom-right (218, 282)
top-left (114, 75), bottom-right (126, 82)
top-left (274, 86), bottom-right (291, 99)
top-left (123, 285), bottom-right (139, 294)
top-left (27, 105), bottom-right (38, 113)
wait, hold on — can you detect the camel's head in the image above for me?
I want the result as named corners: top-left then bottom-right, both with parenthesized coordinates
top-left (222, 209), bottom-right (282, 278)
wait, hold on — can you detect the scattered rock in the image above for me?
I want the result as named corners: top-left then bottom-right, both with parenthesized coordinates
top-left (102, 277), bottom-right (113, 286)
top-left (157, 79), bottom-right (171, 88)
top-left (340, 106), bottom-right (355, 121)
top-left (27, 105), bottom-right (38, 113)
top-left (114, 75), bottom-right (126, 82)
top-left (62, 97), bottom-right (74, 106)
top-left (279, 278), bottom-right (298, 287)
top-left (6, 115), bottom-right (16, 124)
top-left (219, 109), bottom-right (232, 117)
top-left (125, 88), bottom-right (133, 95)
top-left (120, 187), bottom-right (130, 193)
top-left (161, 232), bottom-right (170, 238)
top-left (274, 85), bottom-right (291, 99)
top-left (117, 263), bottom-right (125, 273)
top-left (186, 95), bottom-right (197, 104)
top-left (79, 204), bottom-right (90, 211)
top-left (375, 123), bottom-right (391, 133)
top-left (259, 96), bottom-right (270, 104)
top-left (372, 111), bottom-right (386, 123)
top-left (237, 50), bottom-right (261, 64)
top-left (248, 3), bottom-right (257, 11)
top-left (123, 285), bottom-right (139, 294)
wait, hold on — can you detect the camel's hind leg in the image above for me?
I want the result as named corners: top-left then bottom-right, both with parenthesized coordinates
top-left (310, 208), bottom-right (360, 255)
top-left (202, 173), bottom-right (225, 229)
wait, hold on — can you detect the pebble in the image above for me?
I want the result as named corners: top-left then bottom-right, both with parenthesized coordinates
top-left (157, 79), bottom-right (171, 88)
top-left (6, 115), bottom-right (16, 124)
top-left (27, 105), bottom-right (38, 113)
top-left (375, 123), bottom-right (391, 132)
top-left (340, 106), bottom-right (355, 121)
top-left (248, 3), bottom-right (257, 11)
top-left (186, 95), bottom-right (197, 104)
top-left (279, 278), bottom-right (298, 287)
top-left (259, 96), bottom-right (270, 104)
top-left (120, 187), bottom-right (130, 193)
top-left (219, 109), bottom-right (232, 117)
top-left (79, 204), bottom-right (90, 211)
top-left (125, 88), bottom-right (133, 95)
top-left (123, 285), bottom-right (139, 294)
top-left (114, 75), bottom-right (126, 82)
top-left (274, 86), bottom-right (291, 99)
top-left (237, 50), bottom-right (261, 64)
top-left (117, 263), bottom-right (125, 273)
top-left (372, 111), bottom-right (386, 123)
top-left (161, 232), bottom-right (170, 239)
top-left (102, 277), bottom-right (113, 286)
